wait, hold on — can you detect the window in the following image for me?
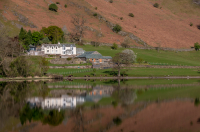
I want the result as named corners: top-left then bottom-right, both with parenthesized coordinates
top-left (55, 50), bottom-right (57, 53)
top-left (63, 47), bottom-right (65, 50)
top-left (56, 47), bottom-right (57, 49)
top-left (63, 51), bottom-right (65, 54)
top-left (47, 50), bottom-right (49, 53)
top-left (52, 50), bottom-right (54, 53)
top-left (52, 46), bottom-right (53, 49)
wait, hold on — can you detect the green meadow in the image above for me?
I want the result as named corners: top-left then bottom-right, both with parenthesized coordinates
top-left (47, 68), bottom-right (200, 77)
top-left (77, 45), bottom-right (200, 66)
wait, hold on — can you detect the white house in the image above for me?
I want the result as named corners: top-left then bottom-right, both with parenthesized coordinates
top-left (27, 95), bottom-right (85, 109)
top-left (41, 42), bottom-right (76, 55)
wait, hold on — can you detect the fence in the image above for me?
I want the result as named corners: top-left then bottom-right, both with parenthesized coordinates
top-left (148, 62), bottom-right (188, 66)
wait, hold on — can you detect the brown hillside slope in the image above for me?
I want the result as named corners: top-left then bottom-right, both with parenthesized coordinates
top-left (0, 0), bottom-right (200, 48)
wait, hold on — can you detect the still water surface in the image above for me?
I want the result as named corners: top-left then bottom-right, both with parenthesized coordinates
top-left (1, 79), bottom-right (200, 132)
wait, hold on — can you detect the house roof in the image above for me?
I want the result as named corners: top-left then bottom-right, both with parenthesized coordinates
top-left (42, 43), bottom-right (76, 47)
top-left (77, 51), bottom-right (112, 59)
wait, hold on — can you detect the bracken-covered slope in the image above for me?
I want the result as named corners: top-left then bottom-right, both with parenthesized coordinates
top-left (0, 0), bottom-right (200, 48)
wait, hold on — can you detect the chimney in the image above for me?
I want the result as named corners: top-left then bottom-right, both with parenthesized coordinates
top-left (58, 42), bottom-right (60, 44)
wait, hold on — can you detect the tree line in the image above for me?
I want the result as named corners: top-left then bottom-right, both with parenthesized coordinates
top-left (19, 26), bottom-right (64, 50)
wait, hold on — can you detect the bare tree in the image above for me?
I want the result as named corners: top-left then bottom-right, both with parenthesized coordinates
top-left (121, 36), bottom-right (131, 48)
top-left (0, 28), bottom-right (10, 66)
top-left (71, 14), bottom-right (86, 43)
top-left (112, 52), bottom-right (132, 76)
top-left (71, 107), bottom-right (86, 132)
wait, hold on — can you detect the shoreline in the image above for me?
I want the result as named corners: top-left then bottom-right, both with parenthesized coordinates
top-left (1, 76), bottom-right (200, 81)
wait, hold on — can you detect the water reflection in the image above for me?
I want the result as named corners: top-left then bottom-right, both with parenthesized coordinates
top-left (1, 79), bottom-right (200, 132)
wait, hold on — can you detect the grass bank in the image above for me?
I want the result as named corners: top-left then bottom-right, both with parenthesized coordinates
top-left (47, 68), bottom-right (200, 77)
top-left (77, 45), bottom-right (200, 66)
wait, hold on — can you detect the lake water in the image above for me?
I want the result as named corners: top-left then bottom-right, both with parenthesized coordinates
top-left (1, 79), bottom-right (200, 132)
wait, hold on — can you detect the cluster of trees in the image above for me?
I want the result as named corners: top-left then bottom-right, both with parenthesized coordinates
top-left (0, 27), bottom-right (49, 77)
top-left (19, 26), bottom-right (64, 50)
top-left (20, 104), bottom-right (65, 126)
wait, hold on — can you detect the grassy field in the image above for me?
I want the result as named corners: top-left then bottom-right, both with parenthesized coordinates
top-left (77, 45), bottom-right (200, 66)
top-left (47, 68), bottom-right (200, 77)
top-left (136, 86), bottom-right (200, 102)
top-left (48, 79), bottom-right (200, 86)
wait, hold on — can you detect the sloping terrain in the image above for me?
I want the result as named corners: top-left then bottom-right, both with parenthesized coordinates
top-left (0, 0), bottom-right (200, 48)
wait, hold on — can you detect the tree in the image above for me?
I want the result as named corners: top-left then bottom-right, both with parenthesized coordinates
top-left (113, 24), bottom-right (122, 33)
top-left (39, 57), bottom-right (49, 75)
top-left (49, 4), bottom-right (58, 12)
top-left (42, 37), bottom-right (51, 44)
top-left (111, 43), bottom-right (118, 50)
top-left (8, 56), bottom-right (34, 77)
top-left (95, 30), bottom-right (101, 47)
top-left (42, 110), bottom-right (64, 126)
top-left (41, 26), bottom-right (64, 44)
top-left (121, 36), bottom-right (131, 48)
top-left (93, 68), bottom-right (96, 76)
top-left (32, 31), bottom-right (44, 46)
top-left (122, 49), bottom-right (137, 63)
top-left (153, 3), bottom-right (159, 8)
top-left (194, 42), bottom-right (200, 51)
top-left (24, 30), bottom-right (32, 45)
top-left (71, 14), bottom-right (86, 43)
top-left (112, 52), bottom-right (132, 76)
top-left (19, 27), bottom-right (27, 42)
top-left (137, 57), bottom-right (143, 64)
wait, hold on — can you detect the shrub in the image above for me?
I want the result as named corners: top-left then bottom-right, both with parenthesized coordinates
top-left (64, 4), bottom-right (67, 8)
top-left (93, 13), bottom-right (97, 16)
top-left (195, 98), bottom-right (200, 106)
top-left (56, 2), bottom-right (60, 4)
top-left (194, 42), bottom-right (200, 51)
top-left (67, 58), bottom-right (72, 61)
top-left (113, 24), bottom-right (122, 33)
top-left (120, 17), bottom-right (123, 20)
top-left (197, 25), bottom-right (200, 30)
top-left (91, 41), bottom-right (100, 47)
top-left (137, 58), bottom-right (143, 64)
top-left (109, 0), bottom-right (113, 3)
top-left (112, 101), bottom-right (118, 108)
top-left (153, 3), bottom-right (159, 8)
top-left (111, 43), bottom-right (118, 49)
top-left (190, 22), bottom-right (193, 26)
top-left (113, 117), bottom-right (122, 126)
top-left (49, 4), bottom-right (58, 12)
top-left (95, 7), bottom-right (97, 10)
top-left (121, 42), bottom-right (130, 48)
top-left (128, 13), bottom-right (134, 17)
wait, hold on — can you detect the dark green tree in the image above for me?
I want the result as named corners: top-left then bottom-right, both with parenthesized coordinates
top-left (42, 37), bottom-right (51, 44)
top-left (42, 110), bottom-right (64, 126)
top-left (24, 30), bottom-right (32, 46)
top-left (49, 4), bottom-right (58, 12)
top-left (40, 26), bottom-right (64, 44)
top-left (19, 27), bottom-right (27, 41)
top-left (194, 42), bottom-right (200, 51)
top-left (32, 31), bottom-right (44, 46)
top-left (113, 24), bottom-right (122, 33)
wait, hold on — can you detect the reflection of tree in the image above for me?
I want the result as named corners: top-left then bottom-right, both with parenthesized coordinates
top-left (112, 85), bottom-right (137, 105)
top-left (0, 81), bottom-right (49, 131)
top-left (71, 107), bottom-right (86, 132)
top-left (42, 110), bottom-right (64, 126)
top-left (20, 103), bottom-right (44, 125)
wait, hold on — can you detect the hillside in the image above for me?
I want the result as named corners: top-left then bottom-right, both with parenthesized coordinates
top-left (0, 0), bottom-right (200, 48)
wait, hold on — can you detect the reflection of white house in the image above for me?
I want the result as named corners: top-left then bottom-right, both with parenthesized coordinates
top-left (27, 95), bottom-right (85, 109)
top-left (41, 42), bottom-right (76, 55)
